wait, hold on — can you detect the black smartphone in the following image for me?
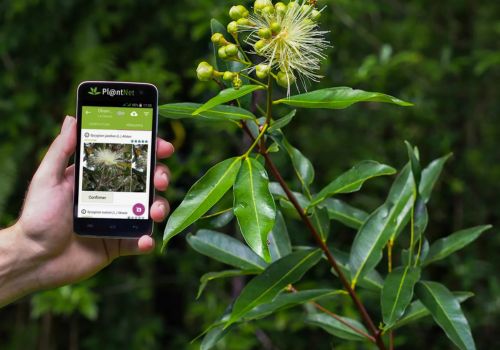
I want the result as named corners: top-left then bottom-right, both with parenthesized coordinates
top-left (73, 81), bottom-right (158, 238)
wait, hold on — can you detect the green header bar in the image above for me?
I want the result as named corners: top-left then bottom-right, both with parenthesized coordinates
top-left (82, 106), bottom-right (153, 131)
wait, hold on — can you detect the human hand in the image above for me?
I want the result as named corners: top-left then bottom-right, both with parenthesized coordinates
top-left (11, 116), bottom-right (174, 294)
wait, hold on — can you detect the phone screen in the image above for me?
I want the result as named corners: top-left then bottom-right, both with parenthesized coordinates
top-left (74, 82), bottom-right (157, 237)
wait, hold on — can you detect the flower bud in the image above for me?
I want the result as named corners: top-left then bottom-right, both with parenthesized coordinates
top-left (275, 71), bottom-right (295, 87)
top-left (310, 9), bottom-right (321, 21)
top-left (229, 5), bottom-right (249, 20)
top-left (223, 71), bottom-right (235, 81)
top-left (275, 2), bottom-right (287, 14)
top-left (218, 46), bottom-right (228, 59)
top-left (254, 0), bottom-right (272, 12)
top-left (233, 75), bottom-right (243, 90)
top-left (255, 64), bottom-right (270, 79)
top-left (237, 18), bottom-right (250, 26)
top-left (261, 5), bottom-right (275, 16)
top-left (301, 4), bottom-right (312, 14)
top-left (211, 33), bottom-right (224, 45)
top-left (227, 21), bottom-right (238, 35)
top-left (270, 22), bottom-right (281, 34)
top-left (254, 39), bottom-right (267, 53)
top-left (288, 1), bottom-right (297, 9)
top-left (225, 44), bottom-right (239, 57)
top-left (196, 61), bottom-right (214, 81)
top-left (258, 27), bottom-right (272, 39)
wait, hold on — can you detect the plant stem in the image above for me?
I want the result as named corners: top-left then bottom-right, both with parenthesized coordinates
top-left (240, 122), bottom-right (387, 350)
top-left (243, 124), bottom-right (268, 158)
top-left (387, 240), bottom-right (394, 349)
top-left (240, 73), bottom-right (267, 87)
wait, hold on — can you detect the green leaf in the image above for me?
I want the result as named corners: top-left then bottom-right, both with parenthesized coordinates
top-left (197, 270), bottom-right (259, 299)
top-left (226, 249), bottom-right (322, 326)
top-left (244, 289), bottom-right (342, 321)
top-left (416, 281), bottom-right (476, 350)
top-left (271, 131), bottom-right (315, 187)
top-left (310, 207), bottom-right (330, 242)
top-left (388, 292), bottom-right (474, 331)
top-left (268, 109), bottom-right (296, 132)
top-left (159, 103), bottom-right (255, 121)
top-left (405, 141), bottom-right (422, 186)
top-left (306, 313), bottom-right (369, 341)
top-left (310, 161), bottom-right (396, 207)
top-left (330, 248), bottom-right (384, 291)
top-left (201, 325), bottom-right (233, 350)
top-left (193, 85), bottom-right (264, 115)
top-left (423, 225), bottom-right (492, 266)
top-left (163, 157), bottom-right (242, 248)
top-left (349, 165), bottom-right (414, 287)
top-left (320, 198), bottom-right (368, 230)
top-left (381, 266), bottom-right (421, 328)
top-left (268, 211), bottom-right (292, 261)
top-left (274, 87), bottom-right (413, 109)
top-left (186, 230), bottom-right (268, 271)
top-left (419, 153), bottom-right (452, 203)
top-left (234, 158), bottom-right (276, 262)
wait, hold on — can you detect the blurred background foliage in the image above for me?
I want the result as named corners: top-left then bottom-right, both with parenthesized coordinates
top-left (0, 0), bottom-right (499, 349)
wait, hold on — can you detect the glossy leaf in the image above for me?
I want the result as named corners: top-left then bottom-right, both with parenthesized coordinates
top-left (274, 87), bottom-right (413, 109)
top-left (381, 266), bottom-right (421, 328)
top-left (306, 313), bottom-right (369, 341)
top-left (330, 248), bottom-right (384, 291)
top-left (310, 161), bottom-right (396, 207)
top-left (423, 225), bottom-right (492, 266)
top-left (159, 103), bottom-right (255, 121)
top-left (419, 153), bottom-right (452, 203)
top-left (349, 165), bottom-right (414, 287)
top-left (416, 281), bottom-right (476, 350)
top-left (193, 85), bottom-right (264, 115)
top-left (226, 249), bottom-right (322, 326)
top-left (268, 211), bottom-right (292, 261)
top-left (269, 109), bottom-right (297, 132)
top-left (320, 198), bottom-right (368, 229)
top-left (271, 131), bottom-right (314, 187)
top-left (234, 158), bottom-right (276, 262)
top-left (310, 207), bottom-right (330, 242)
top-left (244, 289), bottom-right (342, 321)
top-left (197, 270), bottom-right (259, 299)
top-left (163, 157), bottom-right (242, 247)
top-left (186, 230), bottom-right (268, 271)
top-left (201, 325), bottom-right (233, 350)
top-left (388, 292), bottom-right (474, 331)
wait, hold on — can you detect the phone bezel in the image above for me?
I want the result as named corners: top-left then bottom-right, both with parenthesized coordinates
top-left (73, 81), bottom-right (158, 239)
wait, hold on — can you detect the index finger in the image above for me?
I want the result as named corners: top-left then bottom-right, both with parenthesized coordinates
top-left (156, 137), bottom-right (174, 159)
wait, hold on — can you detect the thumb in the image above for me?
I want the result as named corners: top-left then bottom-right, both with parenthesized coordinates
top-left (36, 116), bottom-right (77, 183)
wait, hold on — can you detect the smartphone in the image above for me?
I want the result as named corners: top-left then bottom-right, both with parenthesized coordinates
top-left (73, 81), bottom-right (158, 238)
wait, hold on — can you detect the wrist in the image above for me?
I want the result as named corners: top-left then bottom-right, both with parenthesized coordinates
top-left (0, 222), bottom-right (44, 307)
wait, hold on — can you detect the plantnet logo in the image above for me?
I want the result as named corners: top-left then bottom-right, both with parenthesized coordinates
top-left (88, 87), bottom-right (101, 95)
top-left (88, 87), bottom-right (135, 97)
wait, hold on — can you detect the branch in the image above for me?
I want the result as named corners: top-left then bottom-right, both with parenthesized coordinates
top-left (241, 122), bottom-right (386, 350)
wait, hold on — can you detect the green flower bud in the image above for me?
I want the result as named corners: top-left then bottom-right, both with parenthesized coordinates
top-left (237, 18), bottom-right (250, 26)
top-left (258, 27), bottom-right (272, 39)
top-left (227, 21), bottom-right (238, 35)
top-left (233, 75), bottom-right (243, 90)
top-left (276, 71), bottom-right (295, 87)
top-left (229, 5), bottom-right (249, 20)
top-left (218, 46), bottom-right (228, 59)
top-left (261, 5), bottom-right (275, 16)
top-left (223, 71), bottom-right (235, 81)
top-left (254, 39), bottom-right (267, 53)
top-left (270, 22), bottom-right (281, 34)
top-left (275, 2), bottom-right (287, 14)
top-left (301, 4), bottom-right (312, 14)
top-left (302, 18), bottom-right (315, 26)
top-left (288, 1), bottom-right (297, 9)
top-left (310, 9), bottom-right (321, 21)
top-left (254, 0), bottom-right (272, 12)
top-left (255, 64), bottom-right (270, 79)
top-left (225, 44), bottom-right (239, 57)
top-left (196, 61), bottom-right (214, 81)
top-left (211, 33), bottom-right (224, 45)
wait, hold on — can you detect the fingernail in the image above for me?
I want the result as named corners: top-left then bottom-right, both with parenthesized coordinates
top-left (158, 203), bottom-right (166, 214)
top-left (162, 172), bottom-right (168, 183)
top-left (61, 116), bottom-right (74, 134)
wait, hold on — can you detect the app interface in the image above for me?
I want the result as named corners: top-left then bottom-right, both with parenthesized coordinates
top-left (77, 106), bottom-right (153, 220)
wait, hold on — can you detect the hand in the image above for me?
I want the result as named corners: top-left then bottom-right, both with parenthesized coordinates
top-left (10, 116), bottom-right (174, 295)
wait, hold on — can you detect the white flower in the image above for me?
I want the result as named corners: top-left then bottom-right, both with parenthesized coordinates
top-left (240, 1), bottom-right (330, 94)
top-left (95, 148), bottom-right (121, 166)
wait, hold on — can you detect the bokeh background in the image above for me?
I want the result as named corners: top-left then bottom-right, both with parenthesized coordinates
top-left (1, 0), bottom-right (499, 349)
